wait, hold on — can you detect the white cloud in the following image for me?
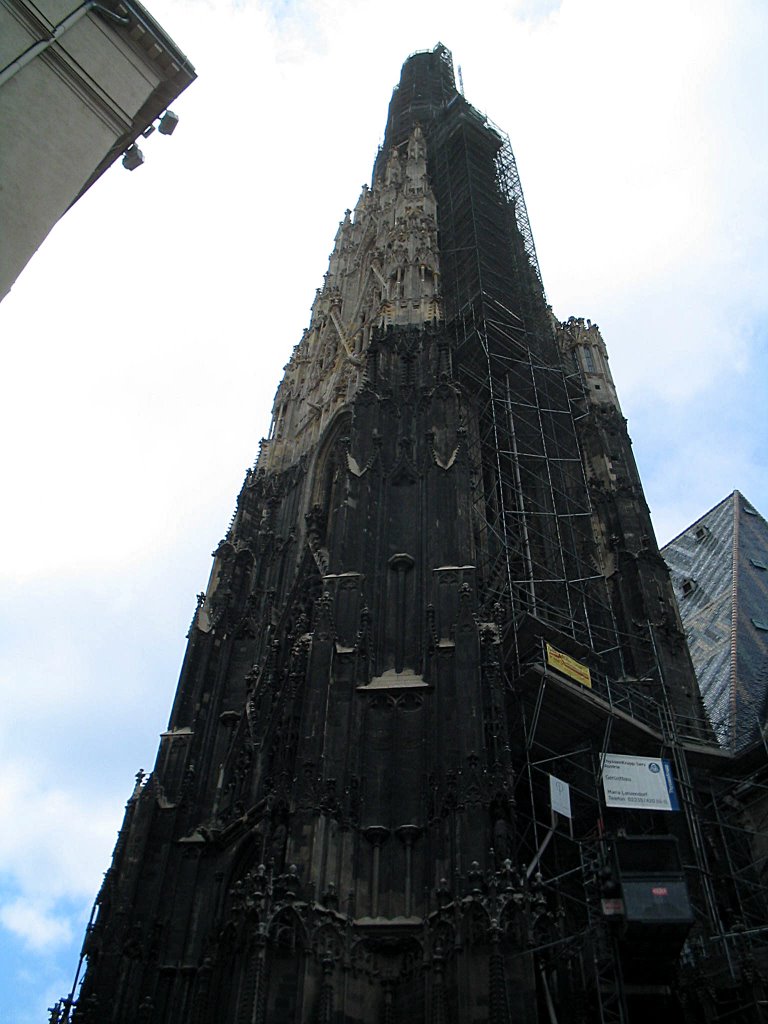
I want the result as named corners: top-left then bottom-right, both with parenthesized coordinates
top-left (0, 763), bottom-right (118, 904)
top-left (0, 900), bottom-right (73, 954)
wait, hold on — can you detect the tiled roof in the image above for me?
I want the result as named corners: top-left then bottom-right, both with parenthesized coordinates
top-left (662, 492), bottom-right (768, 751)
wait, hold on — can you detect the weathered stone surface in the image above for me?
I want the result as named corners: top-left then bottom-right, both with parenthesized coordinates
top-left (68, 45), bottom-right (764, 1024)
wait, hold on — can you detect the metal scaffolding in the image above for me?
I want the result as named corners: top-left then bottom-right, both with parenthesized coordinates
top-left (423, 68), bottom-right (768, 1020)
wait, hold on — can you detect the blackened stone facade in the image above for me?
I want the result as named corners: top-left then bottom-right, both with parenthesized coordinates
top-left (69, 46), bottom-right (763, 1024)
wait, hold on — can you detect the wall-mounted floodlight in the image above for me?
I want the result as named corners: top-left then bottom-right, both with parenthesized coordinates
top-left (158, 110), bottom-right (179, 136)
top-left (122, 145), bottom-right (144, 171)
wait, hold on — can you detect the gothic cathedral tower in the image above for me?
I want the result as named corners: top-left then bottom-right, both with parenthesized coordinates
top-left (71, 46), bottom-right (716, 1024)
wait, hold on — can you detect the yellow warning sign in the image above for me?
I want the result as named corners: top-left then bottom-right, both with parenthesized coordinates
top-left (546, 643), bottom-right (592, 689)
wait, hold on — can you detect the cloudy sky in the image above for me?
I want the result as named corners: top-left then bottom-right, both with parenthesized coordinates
top-left (1, 0), bottom-right (766, 1018)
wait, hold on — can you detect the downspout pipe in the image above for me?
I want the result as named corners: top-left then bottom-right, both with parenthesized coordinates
top-left (0, 2), bottom-right (130, 89)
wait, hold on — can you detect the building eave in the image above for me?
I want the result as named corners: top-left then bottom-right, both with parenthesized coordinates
top-left (69, 0), bottom-right (197, 206)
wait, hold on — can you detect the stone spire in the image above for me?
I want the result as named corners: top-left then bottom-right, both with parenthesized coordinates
top-left (66, 46), bottom-right (738, 1024)
top-left (261, 124), bottom-right (441, 474)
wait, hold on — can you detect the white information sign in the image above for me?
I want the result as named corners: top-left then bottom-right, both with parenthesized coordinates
top-left (549, 774), bottom-right (572, 819)
top-left (601, 754), bottom-right (680, 812)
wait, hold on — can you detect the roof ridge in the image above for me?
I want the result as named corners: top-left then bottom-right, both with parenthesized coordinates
top-left (660, 490), bottom-right (737, 550)
top-left (728, 493), bottom-right (740, 747)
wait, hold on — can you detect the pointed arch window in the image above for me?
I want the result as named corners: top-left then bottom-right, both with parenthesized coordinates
top-left (310, 412), bottom-right (353, 567)
top-left (581, 345), bottom-right (596, 374)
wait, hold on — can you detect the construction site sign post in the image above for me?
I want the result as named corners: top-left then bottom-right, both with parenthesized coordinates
top-left (601, 754), bottom-right (680, 811)
top-left (545, 643), bottom-right (591, 688)
top-left (549, 774), bottom-right (572, 819)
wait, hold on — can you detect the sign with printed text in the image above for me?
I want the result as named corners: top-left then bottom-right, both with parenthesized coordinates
top-left (549, 774), bottom-right (572, 819)
top-left (601, 754), bottom-right (680, 812)
top-left (546, 642), bottom-right (591, 688)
